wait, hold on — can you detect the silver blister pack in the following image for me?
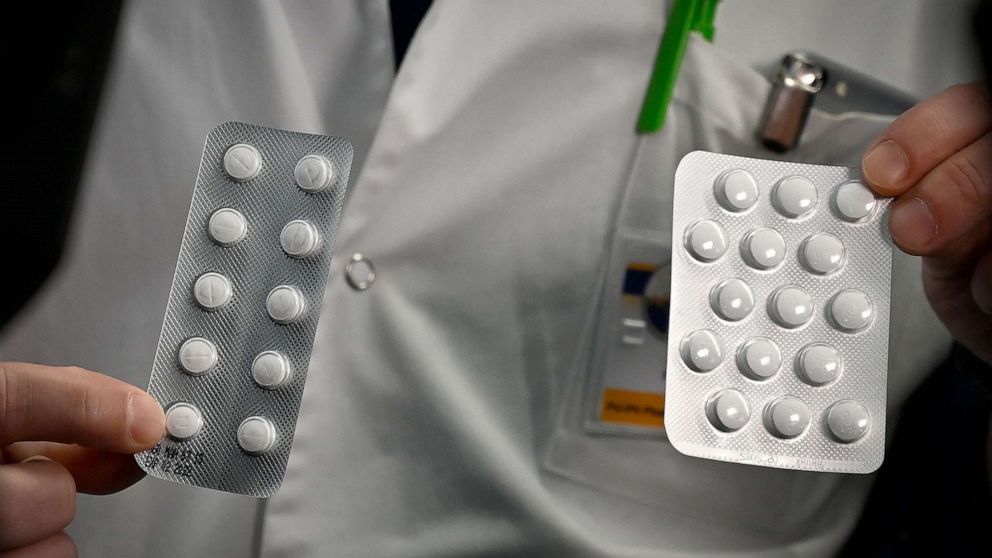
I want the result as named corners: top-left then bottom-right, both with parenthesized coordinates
top-left (665, 151), bottom-right (892, 474)
top-left (136, 122), bottom-right (353, 496)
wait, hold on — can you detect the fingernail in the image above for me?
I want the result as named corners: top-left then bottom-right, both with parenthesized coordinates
top-left (890, 196), bottom-right (936, 252)
top-left (863, 140), bottom-right (909, 189)
top-left (128, 392), bottom-right (166, 448)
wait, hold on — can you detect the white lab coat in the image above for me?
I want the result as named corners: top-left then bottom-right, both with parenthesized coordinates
top-left (0, 1), bottom-right (981, 556)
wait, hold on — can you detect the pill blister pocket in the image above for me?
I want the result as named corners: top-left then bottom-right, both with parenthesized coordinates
top-left (136, 122), bottom-right (353, 496)
top-left (665, 151), bottom-right (891, 473)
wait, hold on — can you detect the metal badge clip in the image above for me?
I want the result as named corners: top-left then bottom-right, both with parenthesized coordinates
top-left (759, 52), bottom-right (916, 152)
top-left (758, 54), bottom-right (824, 152)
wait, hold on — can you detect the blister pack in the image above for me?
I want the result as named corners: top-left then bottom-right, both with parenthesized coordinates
top-left (665, 151), bottom-right (892, 474)
top-left (135, 122), bottom-right (353, 497)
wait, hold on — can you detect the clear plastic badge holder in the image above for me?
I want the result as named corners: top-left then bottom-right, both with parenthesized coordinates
top-left (580, 137), bottom-right (677, 438)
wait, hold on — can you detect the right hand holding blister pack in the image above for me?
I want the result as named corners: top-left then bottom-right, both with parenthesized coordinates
top-left (664, 82), bottom-right (992, 473)
top-left (860, 82), bottom-right (992, 366)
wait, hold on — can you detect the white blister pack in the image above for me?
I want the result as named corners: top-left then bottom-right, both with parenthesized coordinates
top-left (136, 122), bottom-right (353, 497)
top-left (665, 151), bottom-right (892, 474)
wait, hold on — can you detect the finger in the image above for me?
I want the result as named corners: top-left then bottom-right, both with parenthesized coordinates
top-left (0, 459), bottom-right (75, 551)
top-left (0, 532), bottom-right (76, 558)
top-left (863, 82), bottom-right (992, 196)
top-left (888, 132), bottom-right (992, 255)
top-left (0, 363), bottom-right (164, 452)
top-left (3, 442), bottom-right (145, 495)
top-left (972, 249), bottom-right (992, 315)
top-left (920, 220), bottom-right (992, 279)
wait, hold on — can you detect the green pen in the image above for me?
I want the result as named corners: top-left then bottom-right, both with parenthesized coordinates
top-left (636, 0), bottom-right (720, 133)
top-left (693, 0), bottom-right (720, 42)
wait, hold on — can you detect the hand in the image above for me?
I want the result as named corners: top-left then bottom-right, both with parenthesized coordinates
top-left (0, 363), bottom-right (165, 557)
top-left (862, 81), bottom-right (992, 365)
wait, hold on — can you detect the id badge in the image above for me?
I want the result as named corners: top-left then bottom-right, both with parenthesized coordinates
top-left (584, 233), bottom-right (670, 435)
top-left (579, 134), bottom-right (677, 438)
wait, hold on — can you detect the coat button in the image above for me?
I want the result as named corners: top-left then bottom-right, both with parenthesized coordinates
top-left (345, 253), bottom-right (375, 291)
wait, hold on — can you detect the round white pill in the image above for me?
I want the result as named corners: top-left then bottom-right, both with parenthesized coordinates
top-left (193, 272), bottom-right (233, 311)
top-left (772, 176), bottom-right (818, 218)
top-left (714, 169), bottom-right (758, 212)
top-left (741, 228), bottom-right (786, 270)
top-left (828, 289), bottom-right (874, 332)
top-left (679, 329), bottom-right (724, 372)
top-left (826, 400), bottom-right (871, 443)
top-left (800, 233), bottom-right (845, 275)
top-left (709, 278), bottom-right (755, 321)
top-left (237, 416), bottom-right (276, 455)
top-left (706, 389), bottom-right (750, 432)
top-left (223, 143), bottom-right (262, 182)
top-left (266, 285), bottom-right (306, 324)
top-left (252, 351), bottom-right (291, 389)
top-left (177, 337), bottom-right (218, 376)
top-left (764, 396), bottom-right (810, 439)
top-left (165, 402), bottom-right (203, 440)
top-left (796, 343), bottom-right (843, 386)
top-left (295, 155), bottom-right (334, 193)
top-left (280, 220), bottom-right (320, 258)
top-left (207, 208), bottom-right (247, 246)
top-left (736, 338), bottom-right (782, 380)
top-left (768, 285), bottom-right (813, 328)
top-left (834, 180), bottom-right (877, 222)
top-left (684, 220), bottom-right (728, 262)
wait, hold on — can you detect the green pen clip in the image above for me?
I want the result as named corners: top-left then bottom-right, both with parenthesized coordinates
top-left (636, 0), bottom-right (720, 133)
